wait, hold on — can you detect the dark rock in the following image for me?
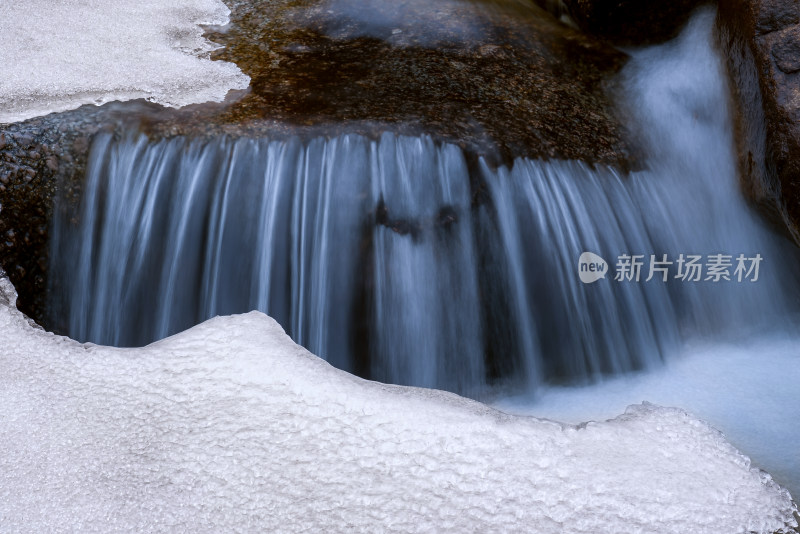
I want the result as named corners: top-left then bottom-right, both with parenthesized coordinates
top-left (195, 0), bottom-right (635, 167)
top-left (0, 104), bottom-right (112, 323)
top-left (45, 156), bottom-right (59, 173)
top-left (537, 0), bottom-right (707, 45)
top-left (718, 0), bottom-right (800, 243)
top-left (755, 0), bottom-right (799, 34)
top-left (22, 167), bottom-right (35, 183)
top-left (72, 136), bottom-right (89, 153)
top-left (13, 134), bottom-right (34, 148)
top-left (772, 26), bottom-right (800, 73)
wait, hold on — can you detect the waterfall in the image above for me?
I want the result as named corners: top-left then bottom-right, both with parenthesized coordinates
top-left (48, 8), bottom-right (799, 395)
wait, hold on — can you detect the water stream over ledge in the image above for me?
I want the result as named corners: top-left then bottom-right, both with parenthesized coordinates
top-left (41, 6), bottom-right (800, 497)
top-left (48, 9), bottom-right (799, 398)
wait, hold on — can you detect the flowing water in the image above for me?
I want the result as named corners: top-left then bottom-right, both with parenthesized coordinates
top-left (49, 9), bottom-right (799, 399)
top-left (45, 8), bottom-right (800, 498)
top-left (492, 9), bottom-right (800, 496)
top-left (46, 6), bottom-right (800, 493)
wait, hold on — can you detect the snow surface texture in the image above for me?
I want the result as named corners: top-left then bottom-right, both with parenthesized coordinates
top-left (496, 335), bottom-right (800, 499)
top-left (0, 0), bottom-right (249, 124)
top-left (0, 276), bottom-right (796, 534)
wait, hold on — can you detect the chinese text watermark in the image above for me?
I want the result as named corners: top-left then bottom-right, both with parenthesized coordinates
top-left (579, 252), bottom-right (762, 284)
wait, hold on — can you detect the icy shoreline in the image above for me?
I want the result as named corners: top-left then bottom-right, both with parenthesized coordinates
top-left (0, 276), bottom-right (796, 533)
top-left (0, 0), bottom-right (249, 124)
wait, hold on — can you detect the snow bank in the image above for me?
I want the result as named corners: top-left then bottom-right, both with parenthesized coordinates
top-left (0, 0), bottom-right (249, 124)
top-left (0, 276), bottom-right (795, 533)
top-left (495, 335), bottom-right (800, 498)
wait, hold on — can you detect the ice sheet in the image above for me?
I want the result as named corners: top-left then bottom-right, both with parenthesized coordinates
top-left (0, 0), bottom-right (249, 123)
top-left (0, 276), bottom-right (796, 533)
top-left (495, 333), bottom-right (800, 499)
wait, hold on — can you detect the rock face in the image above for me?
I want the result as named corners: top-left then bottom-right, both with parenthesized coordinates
top-left (197, 0), bottom-right (636, 167)
top-left (0, 106), bottom-right (113, 322)
top-left (535, 0), bottom-right (706, 45)
top-left (717, 0), bottom-right (800, 243)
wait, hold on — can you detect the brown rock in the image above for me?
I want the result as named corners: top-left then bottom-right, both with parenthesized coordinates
top-left (718, 0), bottom-right (800, 242)
top-left (194, 0), bottom-right (635, 167)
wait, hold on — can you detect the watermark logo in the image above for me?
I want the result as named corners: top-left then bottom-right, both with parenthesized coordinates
top-left (578, 252), bottom-right (762, 283)
top-left (578, 252), bottom-right (608, 284)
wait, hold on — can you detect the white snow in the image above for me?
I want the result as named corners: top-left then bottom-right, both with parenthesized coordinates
top-left (495, 333), bottom-right (800, 500)
top-left (0, 0), bottom-right (249, 124)
top-left (0, 276), bottom-right (796, 533)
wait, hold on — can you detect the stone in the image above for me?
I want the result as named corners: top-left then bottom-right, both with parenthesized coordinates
top-left (12, 133), bottom-right (34, 148)
top-left (772, 26), bottom-right (800, 73)
top-left (45, 156), bottom-right (59, 172)
top-left (755, 0), bottom-right (799, 34)
top-left (194, 0), bottom-right (635, 167)
top-left (718, 0), bottom-right (800, 243)
top-left (537, 0), bottom-right (706, 45)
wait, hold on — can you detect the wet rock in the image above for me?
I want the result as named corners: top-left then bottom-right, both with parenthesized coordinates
top-left (72, 136), bottom-right (89, 153)
top-left (0, 104), bottom-right (112, 323)
top-left (193, 0), bottom-right (635, 167)
top-left (718, 0), bottom-right (800, 243)
top-left (45, 156), bottom-right (59, 173)
top-left (13, 133), bottom-right (34, 148)
top-left (22, 167), bottom-right (35, 183)
top-left (536, 0), bottom-right (707, 45)
top-left (772, 26), bottom-right (800, 73)
top-left (755, 0), bottom-right (799, 33)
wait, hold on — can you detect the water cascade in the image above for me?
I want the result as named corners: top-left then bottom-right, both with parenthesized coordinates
top-left (48, 10), bottom-right (799, 395)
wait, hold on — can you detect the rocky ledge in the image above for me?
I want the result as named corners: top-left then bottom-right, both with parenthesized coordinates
top-left (718, 0), bottom-right (800, 243)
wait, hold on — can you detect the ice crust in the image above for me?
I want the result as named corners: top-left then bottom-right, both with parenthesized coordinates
top-left (0, 276), bottom-right (796, 533)
top-left (0, 0), bottom-right (249, 123)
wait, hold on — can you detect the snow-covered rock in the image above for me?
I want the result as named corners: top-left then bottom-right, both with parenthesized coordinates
top-left (0, 0), bottom-right (249, 124)
top-left (0, 275), bottom-right (796, 533)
